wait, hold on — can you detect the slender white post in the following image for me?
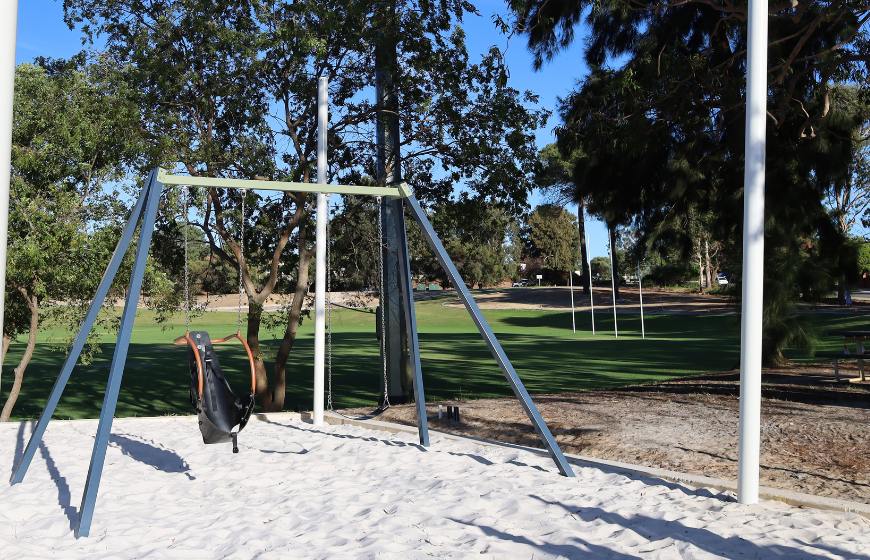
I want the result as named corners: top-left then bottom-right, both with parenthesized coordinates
top-left (638, 263), bottom-right (645, 339)
top-left (0, 1), bottom-right (18, 395)
top-left (313, 77), bottom-right (328, 425)
top-left (585, 212), bottom-right (595, 335)
top-left (609, 233), bottom-right (618, 338)
top-left (569, 271), bottom-right (575, 333)
top-left (738, 0), bottom-right (768, 505)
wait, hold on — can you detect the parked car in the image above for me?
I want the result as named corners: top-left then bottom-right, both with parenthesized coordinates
top-left (716, 272), bottom-right (729, 286)
top-left (512, 279), bottom-right (528, 287)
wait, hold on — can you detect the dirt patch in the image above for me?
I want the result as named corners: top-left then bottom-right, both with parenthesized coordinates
top-left (346, 366), bottom-right (870, 503)
top-left (436, 286), bottom-right (737, 313)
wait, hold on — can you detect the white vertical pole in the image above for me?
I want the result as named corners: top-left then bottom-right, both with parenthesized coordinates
top-left (638, 263), bottom-right (645, 339)
top-left (569, 271), bottom-right (575, 333)
top-left (738, 0), bottom-right (768, 505)
top-left (0, 1), bottom-right (18, 396)
top-left (609, 233), bottom-right (618, 338)
top-left (585, 211), bottom-right (595, 335)
top-left (313, 77), bottom-right (328, 426)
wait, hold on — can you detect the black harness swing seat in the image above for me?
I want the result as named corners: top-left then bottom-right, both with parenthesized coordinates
top-left (174, 330), bottom-right (256, 452)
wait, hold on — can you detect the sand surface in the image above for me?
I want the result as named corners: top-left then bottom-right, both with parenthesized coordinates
top-left (358, 369), bottom-right (870, 504)
top-left (2, 414), bottom-right (868, 559)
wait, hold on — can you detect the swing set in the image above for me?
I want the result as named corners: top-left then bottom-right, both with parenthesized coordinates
top-left (8, 79), bottom-right (575, 538)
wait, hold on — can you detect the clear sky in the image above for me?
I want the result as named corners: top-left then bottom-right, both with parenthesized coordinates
top-left (13, 0), bottom-right (614, 259)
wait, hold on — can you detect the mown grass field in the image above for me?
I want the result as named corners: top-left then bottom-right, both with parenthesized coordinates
top-left (2, 298), bottom-right (866, 420)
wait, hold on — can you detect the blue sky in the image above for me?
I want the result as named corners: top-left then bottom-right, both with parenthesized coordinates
top-left (13, 0), bottom-right (614, 259)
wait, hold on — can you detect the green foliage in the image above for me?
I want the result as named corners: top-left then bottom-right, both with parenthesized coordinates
top-left (63, 0), bottom-right (550, 407)
top-left (512, 0), bottom-right (869, 364)
top-left (4, 58), bottom-right (149, 417)
top-left (433, 199), bottom-right (518, 288)
top-left (528, 204), bottom-right (579, 273)
top-left (590, 256), bottom-right (610, 281)
top-left (859, 243), bottom-right (870, 274)
top-left (647, 261), bottom-right (695, 288)
top-left (9, 59), bottom-right (144, 340)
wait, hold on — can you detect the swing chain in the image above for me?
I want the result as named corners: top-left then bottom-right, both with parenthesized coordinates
top-left (377, 196), bottom-right (390, 410)
top-left (182, 186), bottom-right (191, 334)
top-left (237, 193), bottom-right (245, 334)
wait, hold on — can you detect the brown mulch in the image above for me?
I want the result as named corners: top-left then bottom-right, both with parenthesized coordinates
top-left (345, 366), bottom-right (870, 504)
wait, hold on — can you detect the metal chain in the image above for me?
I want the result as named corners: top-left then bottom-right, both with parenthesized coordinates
top-left (377, 196), bottom-right (390, 410)
top-left (237, 193), bottom-right (245, 334)
top-left (182, 187), bottom-right (191, 333)
top-left (326, 197), bottom-right (334, 411)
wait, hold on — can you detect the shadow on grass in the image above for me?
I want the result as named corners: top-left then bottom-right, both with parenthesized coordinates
top-left (12, 310), bottom-right (865, 421)
top-left (6, 325), bottom-right (745, 421)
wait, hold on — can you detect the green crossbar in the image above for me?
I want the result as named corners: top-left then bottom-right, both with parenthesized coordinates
top-left (157, 168), bottom-right (405, 197)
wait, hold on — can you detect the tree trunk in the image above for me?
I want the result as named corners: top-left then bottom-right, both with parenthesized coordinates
top-left (697, 242), bottom-right (705, 293)
top-left (609, 225), bottom-right (620, 300)
top-left (375, 1), bottom-right (413, 403)
top-left (1, 333), bottom-right (10, 364)
top-left (246, 301), bottom-right (272, 408)
top-left (272, 244), bottom-right (314, 411)
top-left (577, 201), bottom-right (590, 294)
top-left (1, 291), bottom-right (38, 422)
top-left (704, 237), bottom-right (715, 289)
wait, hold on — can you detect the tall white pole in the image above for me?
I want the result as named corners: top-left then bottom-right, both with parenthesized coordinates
top-left (609, 233), bottom-right (618, 338)
top-left (738, 0), bottom-right (768, 505)
top-left (0, 1), bottom-right (18, 396)
top-left (585, 211), bottom-right (595, 335)
top-left (569, 271), bottom-right (575, 333)
top-left (638, 263), bottom-right (645, 340)
top-left (313, 77), bottom-right (329, 426)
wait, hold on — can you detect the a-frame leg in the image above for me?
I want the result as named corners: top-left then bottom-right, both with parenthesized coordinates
top-left (76, 173), bottom-right (164, 537)
top-left (9, 172), bottom-right (155, 486)
top-left (404, 194), bottom-right (575, 477)
top-left (397, 202), bottom-right (429, 446)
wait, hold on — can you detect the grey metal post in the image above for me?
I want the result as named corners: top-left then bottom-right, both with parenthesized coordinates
top-left (77, 172), bottom-right (163, 537)
top-left (10, 175), bottom-right (153, 485)
top-left (404, 193), bottom-right (574, 477)
top-left (396, 202), bottom-right (429, 446)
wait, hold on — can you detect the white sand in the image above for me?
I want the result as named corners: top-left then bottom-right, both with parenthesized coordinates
top-left (1, 415), bottom-right (867, 559)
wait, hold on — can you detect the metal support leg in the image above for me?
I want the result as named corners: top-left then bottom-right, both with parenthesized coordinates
top-left (10, 174), bottom-right (153, 485)
top-left (397, 202), bottom-right (429, 446)
top-left (77, 173), bottom-right (163, 537)
top-left (404, 194), bottom-right (575, 477)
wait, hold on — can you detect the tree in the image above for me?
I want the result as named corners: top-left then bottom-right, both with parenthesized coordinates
top-left (590, 256), bottom-right (610, 281)
top-left (528, 204), bottom-right (579, 281)
top-left (511, 0), bottom-right (869, 364)
top-left (65, 0), bottom-right (548, 409)
top-left (3, 59), bottom-right (144, 420)
top-left (536, 143), bottom-right (591, 293)
top-left (433, 199), bottom-right (518, 289)
top-left (821, 85), bottom-right (870, 235)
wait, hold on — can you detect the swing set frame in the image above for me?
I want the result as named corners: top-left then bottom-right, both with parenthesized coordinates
top-left (9, 81), bottom-right (574, 538)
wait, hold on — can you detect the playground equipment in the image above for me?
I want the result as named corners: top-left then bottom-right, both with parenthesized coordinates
top-left (8, 79), bottom-right (574, 538)
top-left (173, 187), bottom-right (256, 451)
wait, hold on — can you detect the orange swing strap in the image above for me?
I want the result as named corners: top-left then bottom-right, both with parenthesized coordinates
top-left (173, 331), bottom-right (257, 399)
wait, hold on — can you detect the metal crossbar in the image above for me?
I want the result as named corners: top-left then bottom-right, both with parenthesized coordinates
top-left (157, 169), bottom-right (403, 198)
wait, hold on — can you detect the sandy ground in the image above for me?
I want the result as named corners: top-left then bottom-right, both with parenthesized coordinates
top-left (2, 415), bottom-right (868, 559)
top-left (351, 368), bottom-right (870, 505)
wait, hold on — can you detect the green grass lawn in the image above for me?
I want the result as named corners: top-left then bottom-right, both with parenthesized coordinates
top-left (2, 300), bottom-right (866, 420)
